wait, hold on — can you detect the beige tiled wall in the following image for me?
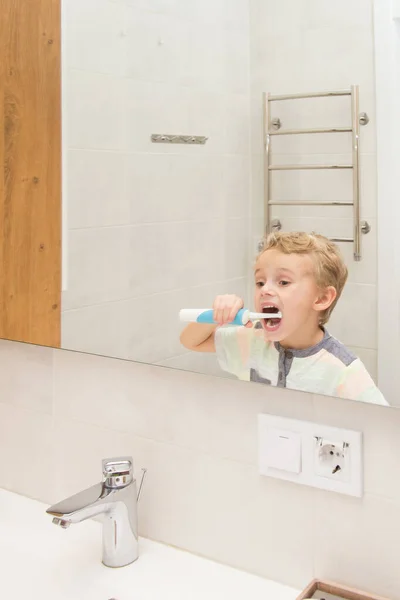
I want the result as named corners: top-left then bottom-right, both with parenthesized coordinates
top-left (61, 0), bottom-right (252, 373)
top-left (1, 338), bottom-right (399, 598)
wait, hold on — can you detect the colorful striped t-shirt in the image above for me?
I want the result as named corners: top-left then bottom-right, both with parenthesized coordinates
top-left (215, 322), bottom-right (387, 406)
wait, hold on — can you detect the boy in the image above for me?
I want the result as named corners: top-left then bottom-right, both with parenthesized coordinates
top-left (180, 231), bottom-right (387, 406)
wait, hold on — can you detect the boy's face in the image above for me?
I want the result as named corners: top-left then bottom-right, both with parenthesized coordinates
top-left (254, 249), bottom-right (335, 347)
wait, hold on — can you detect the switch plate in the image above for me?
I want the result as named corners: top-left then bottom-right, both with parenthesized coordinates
top-left (258, 414), bottom-right (363, 497)
top-left (263, 428), bottom-right (301, 473)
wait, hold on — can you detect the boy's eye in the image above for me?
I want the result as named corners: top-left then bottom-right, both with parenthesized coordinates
top-left (279, 280), bottom-right (290, 286)
top-left (255, 281), bottom-right (265, 288)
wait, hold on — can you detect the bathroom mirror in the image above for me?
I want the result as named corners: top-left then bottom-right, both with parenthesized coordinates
top-left (1, 0), bottom-right (395, 406)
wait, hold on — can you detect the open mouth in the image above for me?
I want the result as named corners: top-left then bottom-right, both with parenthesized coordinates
top-left (262, 305), bottom-right (282, 332)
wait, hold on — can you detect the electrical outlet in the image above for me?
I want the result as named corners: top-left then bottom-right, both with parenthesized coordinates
top-left (314, 438), bottom-right (350, 483)
top-left (258, 414), bottom-right (363, 497)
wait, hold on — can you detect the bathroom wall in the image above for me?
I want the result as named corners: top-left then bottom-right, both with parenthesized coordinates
top-left (1, 337), bottom-right (399, 599)
top-left (61, 0), bottom-right (379, 384)
top-left (249, 0), bottom-right (378, 381)
top-left (61, 0), bottom-right (251, 376)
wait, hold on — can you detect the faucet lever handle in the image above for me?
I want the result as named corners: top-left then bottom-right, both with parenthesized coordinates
top-left (102, 456), bottom-right (133, 489)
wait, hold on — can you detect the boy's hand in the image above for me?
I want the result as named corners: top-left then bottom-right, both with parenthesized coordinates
top-left (180, 294), bottom-right (252, 353)
top-left (213, 295), bottom-right (252, 327)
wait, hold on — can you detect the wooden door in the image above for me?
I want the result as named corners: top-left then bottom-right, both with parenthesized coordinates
top-left (0, 0), bottom-right (61, 347)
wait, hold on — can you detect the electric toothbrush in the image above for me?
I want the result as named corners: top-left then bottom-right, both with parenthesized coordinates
top-left (179, 308), bottom-right (282, 326)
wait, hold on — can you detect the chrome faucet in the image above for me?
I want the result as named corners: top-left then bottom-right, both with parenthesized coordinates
top-left (46, 457), bottom-right (146, 568)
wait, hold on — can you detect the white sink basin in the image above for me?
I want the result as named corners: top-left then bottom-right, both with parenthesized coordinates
top-left (0, 488), bottom-right (298, 600)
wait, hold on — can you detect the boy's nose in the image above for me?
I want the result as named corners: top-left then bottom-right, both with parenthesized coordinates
top-left (260, 283), bottom-right (274, 296)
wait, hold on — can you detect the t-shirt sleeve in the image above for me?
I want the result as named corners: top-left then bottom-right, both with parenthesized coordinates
top-left (335, 359), bottom-right (388, 406)
top-left (214, 325), bottom-right (253, 379)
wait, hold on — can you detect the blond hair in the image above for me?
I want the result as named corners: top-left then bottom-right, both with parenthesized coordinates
top-left (258, 231), bottom-right (348, 325)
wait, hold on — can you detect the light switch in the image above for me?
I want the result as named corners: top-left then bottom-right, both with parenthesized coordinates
top-left (262, 428), bottom-right (302, 474)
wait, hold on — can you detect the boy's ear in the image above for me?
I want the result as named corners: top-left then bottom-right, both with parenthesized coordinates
top-left (314, 286), bottom-right (337, 313)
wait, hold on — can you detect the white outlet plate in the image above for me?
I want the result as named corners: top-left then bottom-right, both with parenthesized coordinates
top-left (258, 414), bottom-right (363, 498)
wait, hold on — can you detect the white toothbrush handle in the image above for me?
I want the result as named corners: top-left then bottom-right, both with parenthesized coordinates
top-left (179, 309), bottom-right (212, 322)
top-left (179, 308), bottom-right (249, 325)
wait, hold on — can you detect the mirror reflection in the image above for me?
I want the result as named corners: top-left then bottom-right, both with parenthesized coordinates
top-left (180, 231), bottom-right (386, 405)
top-left (1, 0), bottom-right (388, 405)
